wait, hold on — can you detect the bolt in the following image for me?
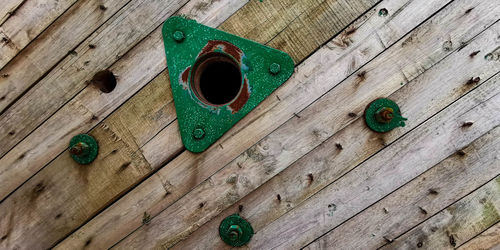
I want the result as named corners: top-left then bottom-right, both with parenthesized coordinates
top-left (69, 142), bottom-right (90, 156)
top-left (269, 63), bottom-right (281, 75)
top-left (375, 107), bottom-right (394, 123)
top-left (173, 31), bottom-right (185, 42)
top-left (227, 225), bottom-right (243, 241)
top-left (193, 128), bottom-right (205, 140)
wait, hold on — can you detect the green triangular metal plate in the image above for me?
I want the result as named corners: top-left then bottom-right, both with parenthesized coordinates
top-left (162, 16), bottom-right (294, 152)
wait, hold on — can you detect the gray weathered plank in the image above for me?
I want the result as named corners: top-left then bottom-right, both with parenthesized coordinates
top-left (306, 127), bottom-right (500, 249)
top-left (55, 0), bottom-right (379, 249)
top-left (0, 0), bottom-right (194, 200)
top-left (0, 0), bottom-right (132, 112)
top-left (381, 175), bottom-right (500, 250)
top-left (0, 0), bottom-right (78, 69)
top-left (0, 1), bottom-right (248, 249)
top-left (458, 222), bottom-right (500, 250)
top-left (174, 4), bottom-right (500, 249)
top-left (114, 0), bottom-right (499, 248)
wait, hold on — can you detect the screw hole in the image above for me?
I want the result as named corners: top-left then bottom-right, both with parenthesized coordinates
top-left (91, 70), bottom-right (116, 93)
top-left (191, 53), bottom-right (242, 106)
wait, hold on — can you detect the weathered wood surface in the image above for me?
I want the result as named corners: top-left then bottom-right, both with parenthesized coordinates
top-left (459, 222), bottom-right (500, 250)
top-left (0, 0), bottom-right (133, 112)
top-left (380, 174), bottom-right (500, 250)
top-left (306, 126), bottom-right (500, 249)
top-left (54, 1), bottom-right (378, 248)
top-left (173, 0), bottom-right (500, 248)
top-left (0, 0), bottom-right (78, 69)
top-left (1, 0), bottom-right (499, 249)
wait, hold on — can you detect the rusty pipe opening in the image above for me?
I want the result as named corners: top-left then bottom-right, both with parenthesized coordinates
top-left (190, 52), bottom-right (242, 106)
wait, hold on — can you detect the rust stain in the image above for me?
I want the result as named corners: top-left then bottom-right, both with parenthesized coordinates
top-left (199, 40), bottom-right (243, 62)
top-left (229, 78), bottom-right (250, 113)
top-left (181, 66), bottom-right (191, 83)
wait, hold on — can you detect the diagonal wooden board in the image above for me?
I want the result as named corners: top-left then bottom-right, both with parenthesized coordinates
top-left (60, 0), bottom-right (484, 248)
top-left (246, 51), bottom-right (500, 249)
top-left (458, 222), bottom-right (500, 249)
top-left (0, 0), bottom-right (135, 112)
top-left (173, 5), bottom-right (500, 248)
top-left (0, 0), bottom-right (369, 200)
top-left (122, 1), bottom-right (500, 248)
top-left (0, 0), bottom-right (251, 200)
top-left (380, 174), bottom-right (500, 249)
top-left (0, 0), bottom-right (378, 249)
top-left (306, 127), bottom-right (500, 249)
top-left (0, 0), bottom-right (78, 70)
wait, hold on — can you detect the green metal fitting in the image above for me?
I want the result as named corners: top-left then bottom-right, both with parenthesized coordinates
top-left (219, 214), bottom-right (254, 247)
top-left (365, 98), bottom-right (407, 133)
top-left (69, 134), bottom-right (98, 164)
top-left (173, 30), bottom-right (185, 42)
top-left (162, 16), bottom-right (294, 153)
top-left (269, 62), bottom-right (281, 75)
top-left (192, 127), bottom-right (205, 140)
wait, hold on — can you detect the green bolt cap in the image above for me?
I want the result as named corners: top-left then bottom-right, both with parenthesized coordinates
top-left (219, 214), bottom-right (254, 247)
top-left (69, 134), bottom-right (98, 165)
top-left (172, 30), bottom-right (185, 42)
top-left (269, 62), bottom-right (281, 75)
top-left (192, 128), bottom-right (205, 140)
top-left (365, 98), bottom-right (407, 133)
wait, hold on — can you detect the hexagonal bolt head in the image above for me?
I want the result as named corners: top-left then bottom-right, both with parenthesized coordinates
top-left (69, 142), bottom-right (90, 156)
top-left (192, 128), bottom-right (205, 140)
top-left (228, 225), bottom-right (243, 241)
top-left (375, 107), bottom-right (394, 123)
top-left (269, 63), bottom-right (281, 75)
top-left (173, 31), bottom-right (185, 42)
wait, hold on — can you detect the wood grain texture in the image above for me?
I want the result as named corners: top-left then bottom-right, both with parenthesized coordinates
top-left (55, 1), bottom-right (378, 249)
top-left (0, 0), bottom-right (25, 24)
top-left (0, 0), bottom-right (132, 112)
top-left (173, 2), bottom-right (500, 248)
top-left (115, 0), bottom-right (496, 248)
top-left (0, 0), bottom-right (78, 69)
top-left (0, 1), bottom-right (249, 249)
top-left (459, 222), bottom-right (500, 250)
top-left (0, 0), bottom-right (192, 200)
top-left (380, 175), bottom-right (500, 250)
top-left (306, 126), bottom-right (500, 249)
top-left (248, 59), bottom-right (500, 249)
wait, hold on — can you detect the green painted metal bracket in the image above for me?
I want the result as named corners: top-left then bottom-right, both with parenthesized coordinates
top-left (219, 214), bottom-right (254, 247)
top-left (162, 16), bottom-right (294, 152)
top-left (365, 98), bottom-right (407, 133)
top-left (69, 134), bottom-right (99, 165)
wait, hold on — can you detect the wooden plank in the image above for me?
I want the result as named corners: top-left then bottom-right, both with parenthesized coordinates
top-left (0, 0), bottom-right (192, 151)
top-left (0, 1), bottom-right (248, 249)
top-left (0, 0), bottom-right (132, 112)
top-left (54, 0), bottom-right (379, 249)
top-left (245, 59), bottom-right (500, 250)
top-left (304, 127), bottom-right (500, 249)
top-left (0, 0), bottom-right (78, 69)
top-left (380, 175), bottom-right (500, 250)
top-left (0, 0), bottom-right (24, 24)
top-left (458, 222), bottom-right (500, 250)
top-left (172, 6), bottom-right (500, 249)
top-left (112, 0), bottom-right (499, 248)
top-left (0, 0), bottom-right (198, 200)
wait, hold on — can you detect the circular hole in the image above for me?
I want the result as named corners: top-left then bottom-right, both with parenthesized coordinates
top-left (92, 70), bottom-right (116, 93)
top-left (191, 53), bottom-right (242, 106)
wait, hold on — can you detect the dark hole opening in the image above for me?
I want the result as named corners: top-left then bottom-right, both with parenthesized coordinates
top-left (92, 70), bottom-right (116, 93)
top-left (191, 53), bottom-right (242, 106)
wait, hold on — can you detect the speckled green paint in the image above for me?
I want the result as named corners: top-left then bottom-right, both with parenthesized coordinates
top-left (365, 98), bottom-right (407, 133)
top-left (69, 134), bottom-right (98, 165)
top-left (162, 16), bottom-right (294, 152)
